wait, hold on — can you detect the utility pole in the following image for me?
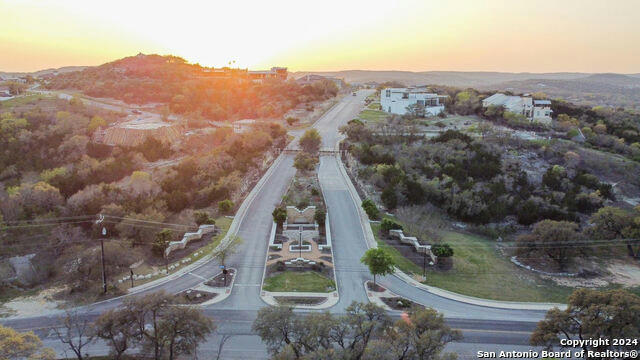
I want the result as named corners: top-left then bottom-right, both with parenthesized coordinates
top-left (101, 226), bottom-right (107, 294)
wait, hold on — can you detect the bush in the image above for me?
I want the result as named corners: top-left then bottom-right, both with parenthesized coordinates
top-left (272, 206), bottom-right (287, 226)
top-left (193, 210), bottom-right (215, 226)
top-left (218, 199), bottom-right (234, 214)
top-left (361, 198), bottom-right (380, 220)
top-left (380, 218), bottom-right (403, 233)
top-left (432, 244), bottom-right (454, 257)
top-left (314, 208), bottom-right (326, 226)
top-left (294, 152), bottom-right (318, 171)
top-left (286, 117), bottom-right (299, 126)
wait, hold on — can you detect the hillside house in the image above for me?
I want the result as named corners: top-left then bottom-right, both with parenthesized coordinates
top-left (482, 93), bottom-right (552, 124)
top-left (248, 67), bottom-right (288, 82)
top-left (380, 87), bottom-right (447, 116)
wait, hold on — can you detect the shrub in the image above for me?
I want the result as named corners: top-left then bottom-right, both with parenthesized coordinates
top-left (432, 244), bottom-right (453, 257)
top-left (272, 206), bottom-right (287, 226)
top-left (294, 152), bottom-right (318, 171)
top-left (361, 198), bottom-right (380, 220)
top-left (193, 210), bottom-right (215, 226)
top-left (381, 186), bottom-right (398, 209)
top-left (286, 117), bottom-right (299, 126)
top-left (218, 199), bottom-right (234, 214)
top-left (314, 208), bottom-right (326, 226)
top-left (380, 218), bottom-right (403, 233)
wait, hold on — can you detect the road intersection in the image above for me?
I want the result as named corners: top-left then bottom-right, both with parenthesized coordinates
top-left (2, 90), bottom-right (554, 357)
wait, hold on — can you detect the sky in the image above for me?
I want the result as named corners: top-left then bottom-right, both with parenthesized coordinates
top-left (1, 0), bottom-right (640, 73)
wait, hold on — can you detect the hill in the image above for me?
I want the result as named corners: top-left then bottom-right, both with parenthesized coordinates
top-left (44, 54), bottom-right (339, 120)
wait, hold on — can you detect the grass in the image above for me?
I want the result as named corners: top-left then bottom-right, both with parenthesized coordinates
top-left (263, 271), bottom-right (336, 293)
top-left (359, 109), bottom-right (389, 123)
top-left (372, 222), bottom-right (575, 303)
top-left (0, 94), bottom-right (49, 108)
top-left (367, 102), bottom-right (381, 110)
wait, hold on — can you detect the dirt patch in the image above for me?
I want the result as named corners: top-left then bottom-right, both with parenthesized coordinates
top-left (544, 261), bottom-right (640, 288)
top-left (381, 296), bottom-right (424, 311)
top-left (366, 281), bottom-right (386, 292)
top-left (606, 261), bottom-right (640, 286)
top-left (204, 269), bottom-right (235, 288)
top-left (0, 286), bottom-right (66, 318)
top-left (176, 289), bottom-right (216, 304)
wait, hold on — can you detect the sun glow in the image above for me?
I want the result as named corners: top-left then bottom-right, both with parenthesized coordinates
top-left (1, 0), bottom-right (639, 72)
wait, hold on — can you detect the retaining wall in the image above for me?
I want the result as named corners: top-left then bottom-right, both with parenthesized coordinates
top-left (389, 229), bottom-right (435, 261)
top-left (165, 224), bottom-right (216, 257)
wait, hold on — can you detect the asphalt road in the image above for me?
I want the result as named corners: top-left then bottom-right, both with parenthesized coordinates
top-left (2, 90), bottom-right (548, 358)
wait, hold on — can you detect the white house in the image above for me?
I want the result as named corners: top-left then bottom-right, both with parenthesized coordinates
top-left (380, 88), bottom-right (447, 116)
top-left (482, 93), bottom-right (552, 124)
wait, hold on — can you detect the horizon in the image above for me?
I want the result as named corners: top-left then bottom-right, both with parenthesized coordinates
top-left (2, 0), bottom-right (640, 73)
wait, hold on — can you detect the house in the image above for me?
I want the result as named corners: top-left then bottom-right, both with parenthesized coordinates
top-left (232, 119), bottom-right (256, 133)
top-left (248, 67), bottom-right (288, 82)
top-left (380, 87), bottom-right (447, 116)
top-left (532, 100), bottom-right (552, 123)
top-left (482, 93), bottom-right (552, 124)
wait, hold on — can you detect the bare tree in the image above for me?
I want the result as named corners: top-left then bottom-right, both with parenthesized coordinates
top-left (52, 310), bottom-right (95, 360)
top-left (215, 334), bottom-right (233, 360)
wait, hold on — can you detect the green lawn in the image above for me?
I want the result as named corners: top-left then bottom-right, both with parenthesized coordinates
top-left (367, 102), bottom-right (381, 110)
top-left (359, 109), bottom-right (389, 123)
top-left (372, 222), bottom-right (575, 303)
top-left (263, 271), bottom-right (336, 293)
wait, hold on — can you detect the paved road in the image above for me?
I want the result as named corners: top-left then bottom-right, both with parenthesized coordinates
top-left (2, 90), bottom-right (548, 357)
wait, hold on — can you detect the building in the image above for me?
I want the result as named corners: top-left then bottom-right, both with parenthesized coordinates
top-left (482, 93), bottom-right (552, 124)
top-left (233, 119), bottom-right (256, 134)
top-left (248, 67), bottom-right (288, 82)
top-left (380, 87), bottom-right (447, 116)
top-left (532, 100), bottom-right (552, 123)
top-left (296, 74), bottom-right (345, 89)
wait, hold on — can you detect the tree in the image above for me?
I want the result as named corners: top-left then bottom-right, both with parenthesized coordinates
top-left (314, 208), bottom-right (326, 227)
top-left (293, 152), bottom-right (318, 171)
top-left (517, 220), bottom-right (582, 271)
top-left (218, 199), bottom-right (234, 214)
top-left (193, 210), bottom-right (215, 226)
top-left (531, 289), bottom-right (640, 356)
top-left (272, 206), bottom-right (287, 227)
top-left (361, 248), bottom-right (395, 288)
top-left (381, 186), bottom-right (398, 210)
top-left (87, 116), bottom-right (106, 133)
top-left (299, 129), bottom-right (321, 154)
top-left (0, 324), bottom-right (55, 360)
top-left (52, 311), bottom-right (95, 360)
top-left (152, 229), bottom-right (173, 257)
top-left (588, 206), bottom-right (640, 258)
top-left (213, 235), bottom-right (243, 268)
top-left (365, 307), bottom-right (462, 360)
top-left (93, 309), bottom-right (136, 360)
top-left (252, 302), bottom-right (391, 359)
top-left (124, 291), bottom-right (214, 360)
top-left (7, 81), bottom-right (27, 95)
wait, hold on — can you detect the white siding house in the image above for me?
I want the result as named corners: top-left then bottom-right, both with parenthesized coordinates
top-left (380, 88), bottom-right (446, 116)
top-left (482, 93), bottom-right (552, 125)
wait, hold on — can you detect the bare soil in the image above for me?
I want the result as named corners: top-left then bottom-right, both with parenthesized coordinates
top-left (176, 289), bottom-right (216, 304)
top-left (205, 269), bottom-right (235, 288)
top-left (381, 296), bottom-right (424, 311)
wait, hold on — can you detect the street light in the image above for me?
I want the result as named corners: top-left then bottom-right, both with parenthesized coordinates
top-left (101, 226), bottom-right (107, 294)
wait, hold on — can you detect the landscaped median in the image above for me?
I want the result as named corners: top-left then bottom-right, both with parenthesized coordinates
top-left (260, 166), bottom-right (339, 309)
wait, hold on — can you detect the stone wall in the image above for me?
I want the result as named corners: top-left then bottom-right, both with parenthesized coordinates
top-left (165, 224), bottom-right (216, 257)
top-left (389, 229), bottom-right (435, 262)
top-left (286, 206), bottom-right (316, 224)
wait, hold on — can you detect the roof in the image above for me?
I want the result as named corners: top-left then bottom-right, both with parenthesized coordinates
top-left (534, 100), bottom-right (552, 105)
top-left (234, 119), bottom-right (256, 125)
top-left (483, 93), bottom-right (523, 107)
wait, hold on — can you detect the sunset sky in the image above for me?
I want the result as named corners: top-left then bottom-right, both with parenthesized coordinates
top-left (1, 0), bottom-right (639, 73)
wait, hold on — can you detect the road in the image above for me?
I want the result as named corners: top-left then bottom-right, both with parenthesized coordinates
top-left (2, 90), bottom-right (548, 358)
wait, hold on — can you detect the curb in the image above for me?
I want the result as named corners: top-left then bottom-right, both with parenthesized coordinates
top-left (333, 147), bottom-right (566, 311)
top-left (260, 290), bottom-right (339, 310)
top-left (113, 153), bottom-right (287, 297)
top-left (198, 268), bottom-right (238, 306)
